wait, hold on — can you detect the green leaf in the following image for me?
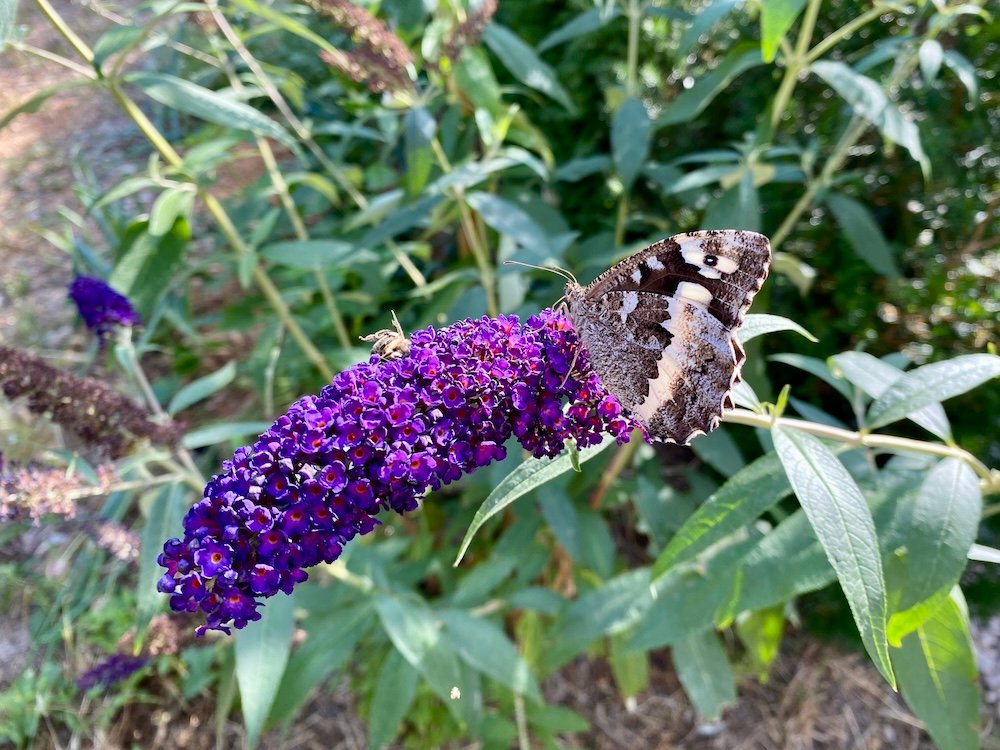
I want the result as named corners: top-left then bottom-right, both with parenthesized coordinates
top-left (110, 218), bottom-right (189, 318)
top-left (368, 649), bottom-right (419, 750)
top-left (259, 239), bottom-right (357, 269)
top-left (893, 590), bottom-right (981, 750)
top-left (919, 39), bottom-right (943, 83)
top-left (676, 0), bottom-right (741, 61)
top-left (628, 532), bottom-right (760, 652)
top-left (867, 353), bottom-right (1000, 430)
top-left (810, 60), bottom-right (928, 174)
top-left (136, 482), bottom-right (187, 627)
top-left (483, 24), bottom-right (574, 111)
top-left (0, 81), bottom-right (90, 130)
top-left (440, 610), bottom-right (542, 702)
top-left (554, 154), bottom-right (611, 182)
top-left (611, 97), bottom-right (651, 191)
top-left (235, 592), bottom-right (296, 747)
top-left (769, 353), bottom-right (853, 400)
top-left (373, 595), bottom-right (463, 713)
top-left (890, 459), bottom-right (981, 617)
top-left (773, 427), bottom-right (894, 687)
top-left (227, 0), bottom-right (342, 57)
top-left (125, 72), bottom-right (296, 149)
top-left (829, 351), bottom-right (950, 440)
top-left (672, 630), bottom-right (737, 719)
top-left (466, 192), bottom-right (549, 250)
top-left (181, 421), bottom-right (270, 449)
top-left (734, 606), bottom-right (785, 679)
top-left (268, 603), bottom-right (373, 727)
top-left (557, 568), bottom-right (653, 645)
top-left (454, 436), bottom-right (615, 565)
top-left (760, 0), bottom-right (808, 62)
top-left (690, 426), bottom-right (744, 476)
top-left (652, 453), bottom-right (791, 578)
top-left (659, 47), bottom-right (763, 127)
top-left (941, 50), bottom-right (978, 101)
top-left (168, 361), bottom-right (237, 415)
top-left (737, 313), bottom-right (818, 344)
top-left (609, 634), bottom-right (649, 699)
top-left (537, 6), bottom-right (621, 52)
top-left (92, 24), bottom-right (144, 71)
top-left (0, 0), bottom-right (17, 49)
top-left (404, 107), bottom-right (435, 197)
top-left (148, 186), bottom-right (195, 238)
top-left (453, 47), bottom-right (503, 116)
top-left (824, 193), bottom-right (899, 277)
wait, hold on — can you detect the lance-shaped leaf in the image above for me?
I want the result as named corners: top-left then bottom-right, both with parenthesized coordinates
top-left (830, 351), bottom-right (950, 440)
top-left (611, 97), bottom-right (651, 191)
top-left (811, 60), bottom-right (928, 175)
top-left (773, 427), bottom-right (894, 686)
top-left (824, 193), bottom-right (900, 278)
top-left (454, 436), bottom-right (615, 565)
top-left (672, 630), bottom-right (737, 719)
top-left (893, 589), bottom-right (981, 750)
top-left (483, 24), bottom-right (574, 111)
top-left (867, 353), bottom-right (1000, 430)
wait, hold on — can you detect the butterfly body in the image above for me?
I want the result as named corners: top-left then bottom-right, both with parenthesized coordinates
top-left (566, 230), bottom-right (771, 444)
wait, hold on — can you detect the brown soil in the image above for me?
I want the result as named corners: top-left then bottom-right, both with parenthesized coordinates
top-left (1, 5), bottom-right (997, 750)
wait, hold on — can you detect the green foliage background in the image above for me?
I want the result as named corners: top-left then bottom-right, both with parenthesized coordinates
top-left (0, 0), bottom-right (997, 748)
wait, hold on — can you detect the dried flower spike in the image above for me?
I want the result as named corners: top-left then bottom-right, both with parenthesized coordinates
top-left (0, 346), bottom-right (181, 458)
top-left (158, 310), bottom-right (634, 635)
top-left (76, 653), bottom-right (149, 692)
top-left (68, 275), bottom-right (141, 344)
top-left (307, 0), bottom-right (414, 93)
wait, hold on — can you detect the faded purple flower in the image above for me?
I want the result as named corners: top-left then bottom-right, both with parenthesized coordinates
top-left (68, 275), bottom-right (141, 343)
top-left (157, 310), bottom-right (634, 636)
top-left (76, 653), bottom-right (149, 692)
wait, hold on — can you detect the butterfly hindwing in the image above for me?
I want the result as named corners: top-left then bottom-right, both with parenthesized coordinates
top-left (566, 229), bottom-right (771, 444)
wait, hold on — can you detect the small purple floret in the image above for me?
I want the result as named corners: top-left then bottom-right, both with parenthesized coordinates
top-left (68, 275), bottom-right (141, 343)
top-left (157, 310), bottom-right (634, 635)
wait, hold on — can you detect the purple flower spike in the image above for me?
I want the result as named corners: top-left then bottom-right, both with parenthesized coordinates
top-left (157, 310), bottom-right (635, 636)
top-left (76, 653), bottom-right (149, 692)
top-left (68, 275), bottom-right (141, 343)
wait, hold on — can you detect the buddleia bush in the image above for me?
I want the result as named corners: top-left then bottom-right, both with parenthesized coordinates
top-left (0, 0), bottom-right (996, 748)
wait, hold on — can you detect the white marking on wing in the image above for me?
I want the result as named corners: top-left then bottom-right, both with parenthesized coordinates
top-left (631, 268), bottom-right (642, 283)
top-left (645, 256), bottom-right (665, 271)
top-left (676, 281), bottom-right (712, 306)
top-left (619, 290), bottom-right (639, 321)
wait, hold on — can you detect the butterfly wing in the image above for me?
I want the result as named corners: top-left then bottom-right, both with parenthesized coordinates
top-left (567, 230), bottom-right (770, 444)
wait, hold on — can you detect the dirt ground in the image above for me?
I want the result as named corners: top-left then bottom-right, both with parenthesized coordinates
top-left (1, 3), bottom-right (998, 749)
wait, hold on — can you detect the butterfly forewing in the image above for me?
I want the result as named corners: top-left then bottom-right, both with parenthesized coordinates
top-left (566, 229), bottom-right (771, 444)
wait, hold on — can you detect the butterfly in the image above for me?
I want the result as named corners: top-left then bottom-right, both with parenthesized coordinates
top-left (565, 230), bottom-right (771, 444)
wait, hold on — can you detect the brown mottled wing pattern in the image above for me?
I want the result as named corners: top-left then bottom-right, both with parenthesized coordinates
top-left (566, 230), bottom-right (771, 444)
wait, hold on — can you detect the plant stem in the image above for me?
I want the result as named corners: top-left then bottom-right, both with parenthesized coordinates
top-left (117, 332), bottom-right (205, 487)
top-left (218, 57), bottom-right (353, 350)
top-left (805, 6), bottom-right (888, 64)
top-left (770, 0), bottom-right (822, 129)
top-left (206, 0), bottom-right (428, 290)
top-left (34, 0), bottom-right (94, 62)
top-left (723, 409), bottom-right (999, 493)
top-left (625, 0), bottom-right (641, 96)
top-left (431, 138), bottom-right (499, 316)
top-left (9, 41), bottom-right (97, 78)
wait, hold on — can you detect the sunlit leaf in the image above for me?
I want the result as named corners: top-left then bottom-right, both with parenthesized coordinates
top-left (483, 24), bottom-right (574, 111)
top-left (760, 0), bottom-right (808, 62)
top-left (811, 60), bottom-right (928, 174)
top-left (773, 427), bottom-right (894, 686)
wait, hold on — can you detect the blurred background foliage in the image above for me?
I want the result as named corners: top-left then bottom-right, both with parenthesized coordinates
top-left (0, 0), bottom-right (998, 747)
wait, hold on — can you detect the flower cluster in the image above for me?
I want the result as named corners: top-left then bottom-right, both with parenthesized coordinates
top-left (0, 455), bottom-right (116, 524)
top-left (158, 311), bottom-right (633, 635)
top-left (76, 653), bottom-right (149, 692)
top-left (307, 0), bottom-right (414, 93)
top-left (0, 346), bottom-right (181, 458)
top-left (68, 275), bottom-right (141, 344)
top-left (442, 0), bottom-right (498, 63)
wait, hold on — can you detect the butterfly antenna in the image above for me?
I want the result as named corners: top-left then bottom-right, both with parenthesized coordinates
top-left (503, 259), bottom-right (578, 286)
